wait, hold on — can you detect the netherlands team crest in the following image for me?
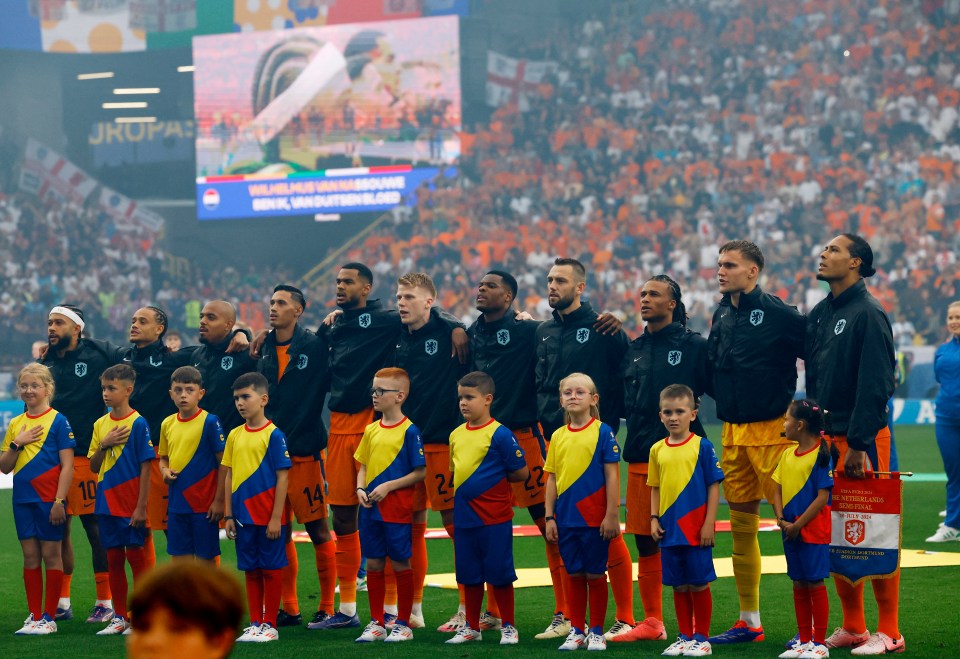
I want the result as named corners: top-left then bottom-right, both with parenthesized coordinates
top-left (835, 319), bottom-right (847, 335)
top-left (749, 309), bottom-right (764, 326)
top-left (845, 519), bottom-right (865, 546)
top-left (74, 362), bottom-right (87, 377)
top-left (497, 329), bottom-right (510, 346)
top-left (576, 328), bottom-right (590, 344)
top-left (297, 354), bottom-right (308, 369)
top-left (221, 356), bottom-right (233, 371)
top-left (425, 339), bottom-right (438, 355)
top-left (667, 350), bottom-right (682, 366)
top-left (359, 313), bottom-right (371, 328)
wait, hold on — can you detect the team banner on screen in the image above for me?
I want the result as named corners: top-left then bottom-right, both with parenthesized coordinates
top-left (193, 15), bottom-right (461, 220)
top-left (830, 474), bottom-right (903, 586)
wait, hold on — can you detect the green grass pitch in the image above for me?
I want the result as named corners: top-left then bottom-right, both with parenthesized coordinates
top-left (0, 425), bottom-right (955, 656)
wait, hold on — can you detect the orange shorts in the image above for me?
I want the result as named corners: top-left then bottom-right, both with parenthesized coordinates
top-left (825, 426), bottom-right (891, 475)
top-left (286, 456), bottom-right (328, 523)
top-left (423, 444), bottom-right (454, 512)
top-left (66, 455), bottom-right (98, 517)
top-left (147, 459), bottom-right (167, 530)
top-left (510, 425), bottom-right (547, 507)
top-left (326, 409), bottom-right (374, 506)
top-left (625, 463), bottom-right (653, 535)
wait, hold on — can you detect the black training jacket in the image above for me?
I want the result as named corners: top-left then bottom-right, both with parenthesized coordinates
top-left (622, 322), bottom-right (711, 463)
top-left (259, 323), bottom-right (330, 456)
top-left (190, 335), bottom-right (257, 433)
top-left (805, 279), bottom-right (896, 451)
top-left (535, 302), bottom-right (628, 439)
top-left (469, 314), bottom-right (541, 430)
top-left (393, 314), bottom-right (467, 443)
top-left (708, 286), bottom-right (805, 423)
top-left (123, 340), bottom-right (196, 443)
top-left (41, 338), bottom-right (123, 455)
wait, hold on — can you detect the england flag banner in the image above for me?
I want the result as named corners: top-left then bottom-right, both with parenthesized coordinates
top-left (829, 474), bottom-right (902, 585)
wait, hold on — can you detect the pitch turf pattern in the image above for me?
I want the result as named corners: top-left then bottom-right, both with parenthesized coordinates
top-left (0, 426), bottom-right (954, 656)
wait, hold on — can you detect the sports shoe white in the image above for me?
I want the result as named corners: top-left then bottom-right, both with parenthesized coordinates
top-left (682, 639), bottom-right (713, 656)
top-left (445, 626), bottom-right (482, 644)
top-left (662, 635), bottom-right (693, 656)
top-left (603, 619), bottom-right (634, 640)
top-left (256, 623), bottom-right (279, 642)
top-left (479, 610), bottom-right (502, 630)
top-left (408, 611), bottom-right (425, 629)
top-left (355, 621), bottom-right (387, 642)
top-left (97, 616), bottom-right (129, 636)
top-left (437, 611), bottom-right (466, 633)
top-left (825, 627), bottom-right (870, 649)
top-left (535, 613), bottom-right (571, 639)
top-left (33, 613), bottom-right (57, 636)
top-left (558, 629), bottom-right (586, 651)
top-left (587, 631), bottom-right (607, 651)
top-left (781, 641), bottom-right (812, 658)
top-left (236, 624), bottom-right (261, 642)
top-left (940, 509), bottom-right (947, 517)
top-left (850, 632), bottom-right (905, 655)
top-left (384, 624), bottom-right (413, 642)
top-left (14, 614), bottom-right (37, 636)
top-left (926, 524), bottom-right (960, 542)
top-left (799, 642), bottom-right (830, 658)
top-left (500, 623), bottom-right (519, 645)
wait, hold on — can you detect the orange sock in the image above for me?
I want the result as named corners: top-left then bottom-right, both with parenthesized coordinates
top-left (486, 583), bottom-right (500, 618)
top-left (23, 567), bottom-right (42, 619)
top-left (872, 573), bottom-right (900, 638)
top-left (44, 569), bottom-right (64, 619)
top-left (213, 555), bottom-right (221, 568)
top-left (411, 521), bottom-right (428, 604)
top-left (636, 553), bottom-right (663, 621)
top-left (142, 532), bottom-right (156, 569)
top-left (335, 531), bottom-right (361, 609)
top-left (545, 539), bottom-right (567, 614)
top-left (126, 547), bottom-right (148, 582)
top-left (95, 571), bottom-right (112, 601)
top-left (384, 560), bottom-right (398, 607)
top-left (315, 540), bottom-right (337, 613)
top-left (835, 578), bottom-right (867, 634)
top-left (60, 572), bottom-right (72, 600)
top-left (607, 535), bottom-right (636, 625)
top-left (281, 541), bottom-right (300, 614)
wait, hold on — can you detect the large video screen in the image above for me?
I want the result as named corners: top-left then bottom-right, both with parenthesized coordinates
top-left (193, 15), bottom-right (460, 220)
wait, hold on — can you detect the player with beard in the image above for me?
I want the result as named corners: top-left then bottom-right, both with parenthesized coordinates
top-left (534, 258), bottom-right (635, 640)
top-left (41, 305), bottom-right (120, 623)
top-left (614, 276), bottom-right (711, 643)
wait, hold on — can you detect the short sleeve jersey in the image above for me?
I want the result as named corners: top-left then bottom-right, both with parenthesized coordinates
top-left (88, 411), bottom-right (154, 517)
top-left (1, 408), bottom-right (75, 503)
top-left (648, 433), bottom-right (724, 547)
top-left (222, 422), bottom-right (292, 526)
top-left (449, 420), bottom-right (526, 528)
top-left (158, 409), bottom-right (226, 514)
top-left (544, 419), bottom-right (620, 527)
top-left (354, 417), bottom-right (425, 523)
top-left (773, 445), bottom-right (833, 544)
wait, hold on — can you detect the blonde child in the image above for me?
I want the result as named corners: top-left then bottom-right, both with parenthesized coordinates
top-left (1, 364), bottom-right (75, 635)
top-left (544, 373), bottom-right (622, 652)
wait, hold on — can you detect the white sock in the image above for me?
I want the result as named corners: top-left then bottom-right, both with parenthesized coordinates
top-left (96, 599), bottom-right (113, 608)
top-left (411, 602), bottom-right (423, 617)
top-left (58, 597), bottom-right (71, 610)
top-left (740, 611), bottom-right (761, 628)
top-left (340, 602), bottom-right (357, 617)
top-left (385, 603), bottom-right (399, 616)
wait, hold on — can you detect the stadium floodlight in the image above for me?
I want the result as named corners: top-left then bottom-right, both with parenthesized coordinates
top-left (115, 116), bottom-right (158, 123)
top-left (103, 102), bottom-right (148, 109)
top-left (113, 88), bottom-right (161, 94)
top-left (77, 72), bottom-right (114, 80)
top-left (177, 65), bottom-right (195, 72)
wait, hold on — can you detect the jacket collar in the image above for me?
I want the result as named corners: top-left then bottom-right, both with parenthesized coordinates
top-left (340, 298), bottom-right (384, 318)
top-left (267, 323), bottom-right (308, 350)
top-left (827, 279), bottom-right (867, 308)
top-left (642, 321), bottom-right (684, 339)
top-left (132, 339), bottom-right (165, 358)
top-left (552, 301), bottom-right (595, 324)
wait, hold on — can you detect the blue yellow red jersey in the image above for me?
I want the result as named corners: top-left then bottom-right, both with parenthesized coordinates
top-left (449, 419), bottom-right (526, 528)
top-left (1, 408), bottom-right (75, 503)
top-left (648, 433), bottom-right (724, 547)
top-left (222, 421), bottom-right (291, 526)
top-left (773, 444), bottom-right (833, 544)
top-left (158, 409), bottom-right (226, 514)
top-left (354, 416), bottom-right (425, 523)
top-left (544, 418), bottom-right (620, 527)
top-left (88, 410), bottom-right (154, 517)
